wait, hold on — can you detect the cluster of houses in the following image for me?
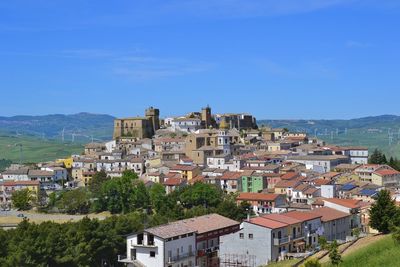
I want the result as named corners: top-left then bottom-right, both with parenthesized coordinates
top-left (1, 106), bottom-right (400, 266)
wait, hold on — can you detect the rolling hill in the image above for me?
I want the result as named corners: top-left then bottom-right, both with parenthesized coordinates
top-left (1, 113), bottom-right (400, 163)
top-left (259, 115), bottom-right (400, 158)
top-left (0, 112), bottom-right (114, 142)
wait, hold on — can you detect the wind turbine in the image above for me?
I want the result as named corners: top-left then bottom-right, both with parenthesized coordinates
top-left (14, 143), bottom-right (23, 164)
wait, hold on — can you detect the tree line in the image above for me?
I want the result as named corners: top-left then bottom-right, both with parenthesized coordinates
top-left (3, 170), bottom-right (252, 266)
top-left (369, 149), bottom-right (400, 171)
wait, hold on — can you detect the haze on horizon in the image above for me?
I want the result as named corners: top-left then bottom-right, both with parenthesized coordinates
top-left (1, 0), bottom-right (399, 119)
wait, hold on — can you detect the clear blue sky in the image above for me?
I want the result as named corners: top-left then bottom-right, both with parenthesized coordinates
top-left (1, 0), bottom-right (399, 119)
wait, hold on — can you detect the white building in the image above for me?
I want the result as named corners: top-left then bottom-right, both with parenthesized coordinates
top-left (171, 117), bottom-right (201, 133)
top-left (1, 169), bottom-right (29, 181)
top-left (119, 224), bottom-right (196, 267)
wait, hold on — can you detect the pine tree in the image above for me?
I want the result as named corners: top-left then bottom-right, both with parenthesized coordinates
top-left (370, 190), bottom-right (397, 233)
top-left (329, 240), bottom-right (342, 266)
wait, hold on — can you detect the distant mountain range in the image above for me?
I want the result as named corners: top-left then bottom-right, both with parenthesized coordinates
top-left (1, 113), bottom-right (400, 162)
top-left (0, 113), bottom-right (115, 142)
top-left (1, 113), bottom-right (400, 143)
top-left (258, 115), bottom-right (400, 134)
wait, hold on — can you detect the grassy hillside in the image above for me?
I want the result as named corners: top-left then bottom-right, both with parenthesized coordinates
top-left (259, 115), bottom-right (400, 158)
top-left (0, 112), bottom-right (114, 141)
top-left (323, 235), bottom-right (399, 267)
top-left (0, 134), bottom-right (83, 163)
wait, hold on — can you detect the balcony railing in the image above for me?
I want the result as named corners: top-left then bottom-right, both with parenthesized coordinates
top-left (274, 236), bottom-right (290, 246)
top-left (118, 255), bottom-right (134, 263)
top-left (168, 251), bottom-right (195, 263)
top-left (292, 234), bottom-right (304, 241)
top-left (131, 240), bottom-right (157, 248)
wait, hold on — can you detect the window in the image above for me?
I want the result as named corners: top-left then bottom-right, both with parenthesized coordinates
top-left (249, 234), bottom-right (254, 239)
top-left (239, 233), bottom-right (244, 239)
top-left (149, 251), bottom-right (156, 257)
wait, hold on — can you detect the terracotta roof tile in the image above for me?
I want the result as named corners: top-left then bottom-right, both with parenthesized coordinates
top-left (237, 193), bottom-right (281, 202)
top-left (310, 207), bottom-right (351, 222)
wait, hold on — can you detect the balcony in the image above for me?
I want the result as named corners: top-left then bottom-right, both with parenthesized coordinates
top-left (118, 255), bottom-right (134, 263)
top-left (168, 251), bottom-right (195, 263)
top-left (292, 234), bottom-right (304, 241)
top-left (131, 240), bottom-right (157, 248)
top-left (274, 236), bottom-right (290, 246)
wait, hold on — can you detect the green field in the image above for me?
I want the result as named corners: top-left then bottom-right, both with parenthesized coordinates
top-left (320, 128), bottom-right (400, 159)
top-left (322, 235), bottom-right (400, 267)
top-left (0, 135), bottom-right (83, 163)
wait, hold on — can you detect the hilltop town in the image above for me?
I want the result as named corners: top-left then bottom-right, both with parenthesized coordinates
top-left (1, 106), bottom-right (400, 267)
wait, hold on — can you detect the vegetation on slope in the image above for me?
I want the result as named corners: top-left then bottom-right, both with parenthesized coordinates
top-left (322, 235), bottom-right (400, 267)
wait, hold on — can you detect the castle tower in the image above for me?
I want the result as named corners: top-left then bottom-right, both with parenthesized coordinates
top-left (145, 106), bottom-right (160, 134)
top-left (201, 105), bottom-right (212, 128)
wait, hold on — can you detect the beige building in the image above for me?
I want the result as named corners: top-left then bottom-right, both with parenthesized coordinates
top-left (113, 107), bottom-right (160, 139)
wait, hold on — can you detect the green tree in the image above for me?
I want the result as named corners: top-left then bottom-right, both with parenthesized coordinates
top-left (392, 225), bottom-right (400, 245)
top-left (122, 170), bottom-right (138, 180)
top-left (57, 188), bottom-right (90, 214)
top-left (179, 182), bottom-right (223, 208)
top-left (11, 189), bottom-right (33, 210)
top-left (149, 183), bottom-right (167, 213)
top-left (352, 228), bottom-right (361, 239)
top-left (370, 189), bottom-right (397, 233)
top-left (369, 149), bottom-right (387, 164)
top-left (329, 240), bottom-right (342, 266)
top-left (318, 236), bottom-right (328, 250)
top-left (132, 181), bottom-right (151, 211)
top-left (304, 258), bottom-right (321, 267)
top-left (88, 170), bottom-right (108, 195)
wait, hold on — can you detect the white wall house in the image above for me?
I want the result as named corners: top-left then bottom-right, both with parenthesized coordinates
top-left (171, 118), bottom-right (201, 133)
top-left (119, 224), bottom-right (196, 267)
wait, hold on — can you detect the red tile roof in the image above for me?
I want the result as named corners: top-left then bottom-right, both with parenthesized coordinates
top-left (163, 178), bottom-right (184, 186)
top-left (283, 211), bottom-right (322, 222)
top-left (190, 175), bottom-right (205, 184)
top-left (170, 164), bottom-right (198, 171)
top-left (310, 207), bottom-right (351, 222)
top-left (260, 213), bottom-right (302, 225)
top-left (220, 171), bottom-right (243, 180)
top-left (237, 193), bottom-right (281, 202)
top-left (281, 172), bottom-right (300, 180)
top-left (2, 180), bottom-right (40, 186)
top-left (324, 198), bottom-right (361, 209)
top-left (249, 217), bottom-right (288, 229)
top-left (275, 178), bottom-right (302, 188)
top-left (313, 178), bottom-right (332, 186)
top-left (165, 172), bottom-right (183, 179)
top-left (374, 169), bottom-right (400, 176)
